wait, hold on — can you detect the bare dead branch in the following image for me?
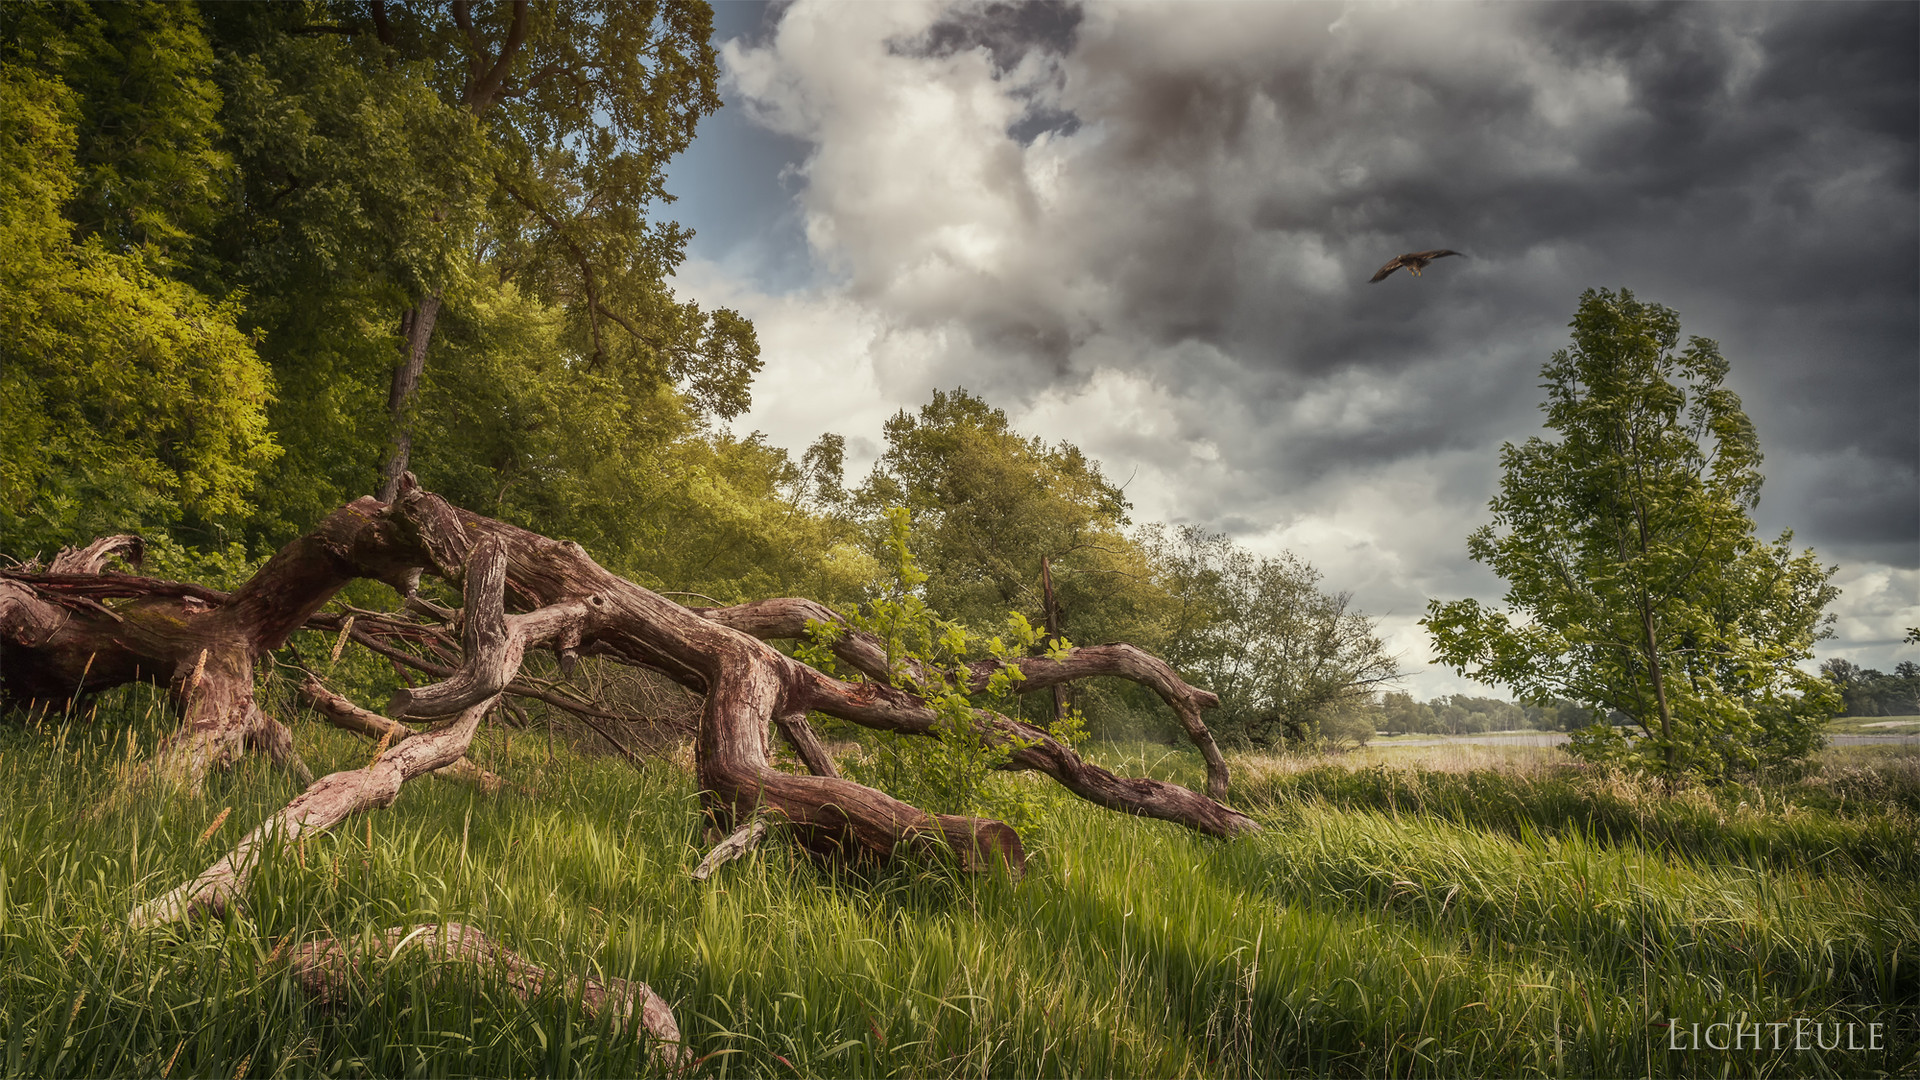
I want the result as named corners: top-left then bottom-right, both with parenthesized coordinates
top-left (299, 675), bottom-right (506, 793)
top-left (692, 819), bottom-right (769, 882)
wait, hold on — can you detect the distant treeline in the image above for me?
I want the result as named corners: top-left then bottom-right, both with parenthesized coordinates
top-left (1368, 693), bottom-right (1596, 738)
top-left (1822, 660), bottom-right (1920, 718)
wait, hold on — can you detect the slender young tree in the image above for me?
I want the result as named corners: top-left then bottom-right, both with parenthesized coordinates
top-left (1425, 288), bottom-right (1840, 780)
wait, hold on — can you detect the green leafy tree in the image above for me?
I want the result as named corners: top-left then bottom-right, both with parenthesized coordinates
top-left (1140, 525), bottom-right (1399, 748)
top-left (854, 389), bottom-right (1177, 733)
top-left (207, 10), bottom-right (494, 537)
top-left (856, 389), bottom-right (1136, 634)
top-left (201, 0), bottom-right (754, 529)
top-left (3, 1), bottom-right (232, 265)
top-left (1821, 659), bottom-right (1920, 718)
top-left (1425, 288), bottom-right (1840, 780)
top-left (0, 59), bottom-right (274, 557)
top-left (1376, 692), bottom-right (1437, 736)
top-left (398, 279), bottom-right (868, 605)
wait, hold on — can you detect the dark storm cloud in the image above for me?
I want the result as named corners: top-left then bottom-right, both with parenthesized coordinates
top-left (893, 2), bottom-right (1087, 145)
top-left (697, 0), bottom-right (1916, 688)
top-left (977, 1), bottom-right (1917, 563)
top-left (895, 1), bottom-right (1084, 75)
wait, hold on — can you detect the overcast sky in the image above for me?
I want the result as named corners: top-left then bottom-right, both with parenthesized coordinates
top-left (664, 0), bottom-right (1919, 699)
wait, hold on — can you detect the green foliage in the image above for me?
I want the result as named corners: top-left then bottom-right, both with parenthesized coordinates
top-left (857, 389), bottom-right (1138, 643)
top-left (1370, 692), bottom-right (1594, 736)
top-left (0, 59), bottom-right (275, 559)
top-left (1141, 525), bottom-right (1399, 749)
top-left (852, 389), bottom-right (1236, 739)
top-left (2, 1), bottom-right (232, 262)
top-left (187, 0), bottom-right (764, 553)
top-left (835, 508), bottom-right (1063, 830)
top-left (1426, 289), bottom-right (1840, 781)
top-left (1821, 658), bottom-right (1920, 718)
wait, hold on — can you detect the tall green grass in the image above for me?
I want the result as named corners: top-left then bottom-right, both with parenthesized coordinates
top-left (2, 704), bottom-right (1916, 1077)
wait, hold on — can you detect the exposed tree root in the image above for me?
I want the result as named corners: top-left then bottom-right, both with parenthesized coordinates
top-left (291, 922), bottom-right (681, 1063)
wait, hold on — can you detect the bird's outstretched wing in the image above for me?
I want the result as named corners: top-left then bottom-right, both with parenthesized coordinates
top-left (1368, 249), bottom-right (1464, 283)
top-left (1369, 256), bottom-right (1407, 283)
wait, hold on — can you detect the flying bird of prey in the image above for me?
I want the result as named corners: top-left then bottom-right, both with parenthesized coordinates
top-left (1370, 249), bottom-right (1463, 283)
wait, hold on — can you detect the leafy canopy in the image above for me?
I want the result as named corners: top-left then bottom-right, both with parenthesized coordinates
top-left (856, 388), bottom-right (1134, 638)
top-left (200, 1), bottom-right (755, 544)
top-left (0, 56), bottom-right (274, 557)
top-left (1424, 288), bottom-right (1838, 780)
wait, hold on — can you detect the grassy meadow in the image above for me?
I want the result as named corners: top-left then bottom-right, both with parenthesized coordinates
top-left (2, 696), bottom-right (1917, 1078)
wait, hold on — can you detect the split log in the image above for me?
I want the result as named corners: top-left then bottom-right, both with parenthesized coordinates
top-left (49, 533), bottom-right (145, 574)
top-left (691, 819), bottom-right (770, 882)
top-left (291, 922), bottom-right (681, 1062)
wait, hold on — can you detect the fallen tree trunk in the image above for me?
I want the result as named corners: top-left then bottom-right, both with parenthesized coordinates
top-left (4, 479), bottom-right (1257, 934)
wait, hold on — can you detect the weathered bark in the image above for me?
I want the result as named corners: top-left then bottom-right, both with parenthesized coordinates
top-left (696, 597), bottom-right (1236, 801)
top-left (130, 693), bottom-right (497, 928)
top-left (299, 676), bottom-right (506, 793)
top-left (692, 819), bottom-right (769, 882)
top-left (1040, 553), bottom-right (1068, 726)
top-left (5, 480), bottom-right (1254, 935)
top-left (378, 295), bottom-right (444, 503)
top-left (49, 533), bottom-right (145, 574)
top-left (130, 536), bottom-right (526, 926)
top-left (292, 922), bottom-right (680, 1062)
top-left (772, 707), bottom-right (840, 778)
top-left (305, 611), bottom-right (693, 759)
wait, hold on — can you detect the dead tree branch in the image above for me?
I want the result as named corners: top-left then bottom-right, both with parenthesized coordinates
top-left (696, 597), bottom-right (1234, 800)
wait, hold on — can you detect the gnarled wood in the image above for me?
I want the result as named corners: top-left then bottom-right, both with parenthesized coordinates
top-left (692, 819), bottom-right (769, 882)
top-left (698, 597), bottom-right (1234, 800)
top-left (299, 676), bottom-right (506, 793)
top-left (302, 611), bottom-right (690, 760)
top-left (129, 693), bottom-right (498, 928)
top-left (6, 481), bottom-right (1253, 937)
top-left (49, 533), bottom-right (144, 574)
top-left (292, 922), bottom-right (681, 1063)
top-left (132, 538), bottom-right (525, 926)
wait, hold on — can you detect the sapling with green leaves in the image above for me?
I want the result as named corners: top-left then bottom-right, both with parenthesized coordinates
top-left (821, 508), bottom-right (1090, 829)
top-left (1425, 288), bottom-right (1840, 782)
